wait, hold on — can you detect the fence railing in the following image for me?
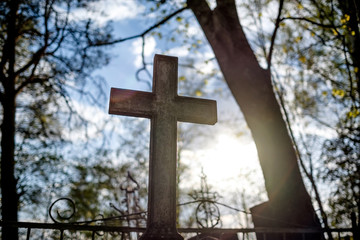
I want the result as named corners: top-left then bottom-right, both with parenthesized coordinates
top-left (0, 221), bottom-right (358, 240)
top-left (1, 173), bottom-right (359, 240)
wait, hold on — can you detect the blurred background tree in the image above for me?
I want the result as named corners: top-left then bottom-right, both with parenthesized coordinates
top-left (0, 0), bottom-right (115, 238)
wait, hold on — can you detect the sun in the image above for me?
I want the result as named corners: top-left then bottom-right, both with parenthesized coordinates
top-left (181, 133), bottom-right (264, 193)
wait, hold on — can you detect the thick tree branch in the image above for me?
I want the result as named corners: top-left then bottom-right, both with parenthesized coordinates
top-left (216, 0), bottom-right (238, 17)
top-left (15, 76), bottom-right (49, 95)
top-left (14, 46), bottom-right (47, 77)
top-left (188, 0), bottom-right (212, 16)
top-left (188, 0), bottom-right (261, 69)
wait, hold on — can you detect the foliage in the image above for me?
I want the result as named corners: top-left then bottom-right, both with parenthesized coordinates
top-left (322, 117), bottom-right (360, 226)
top-left (267, 0), bottom-right (360, 227)
top-left (0, 0), bottom-right (117, 229)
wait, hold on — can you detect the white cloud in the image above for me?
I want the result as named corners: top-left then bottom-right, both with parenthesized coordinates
top-left (69, 0), bottom-right (145, 26)
top-left (166, 45), bottom-right (190, 57)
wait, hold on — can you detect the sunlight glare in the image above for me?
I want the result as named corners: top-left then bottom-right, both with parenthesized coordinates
top-left (181, 133), bottom-right (264, 194)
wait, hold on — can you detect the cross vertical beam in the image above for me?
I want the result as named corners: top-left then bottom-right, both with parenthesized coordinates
top-left (109, 54), bottom-right (217, 239)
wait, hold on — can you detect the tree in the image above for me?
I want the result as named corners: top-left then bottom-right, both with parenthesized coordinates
top-left (0, 0), bottom-right (112, 238)
top-left (136, 0), bottom-right (359, 231)
top-left (185, 0), bottom-right (321, 231)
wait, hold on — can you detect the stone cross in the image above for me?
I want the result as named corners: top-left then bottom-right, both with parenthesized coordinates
top-left (109, 54), bottom-right (217, 240)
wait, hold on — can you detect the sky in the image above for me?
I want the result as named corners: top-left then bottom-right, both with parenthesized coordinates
top-left (70, 0), bottom-right (267, 226)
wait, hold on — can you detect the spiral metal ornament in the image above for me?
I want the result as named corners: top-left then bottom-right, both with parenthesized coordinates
top-left (190, 171), bottom-right (222, 228)
top-left (196, 201), bottom-right (221, 228)
top-left (49, 198), bottom-right (76, 223)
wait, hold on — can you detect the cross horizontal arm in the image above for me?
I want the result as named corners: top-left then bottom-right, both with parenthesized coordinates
top-left (109, 88), bottom-right (155, 118)
top-left (176, 96), bottom-right (217, 125)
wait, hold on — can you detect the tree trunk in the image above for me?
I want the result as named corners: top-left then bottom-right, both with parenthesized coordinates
top-left (1, 94), bottom-right (19, 240)
top-left (188, 0), bottom-right (322, 235)
top-left (1, 0), bottom-right (19, 239)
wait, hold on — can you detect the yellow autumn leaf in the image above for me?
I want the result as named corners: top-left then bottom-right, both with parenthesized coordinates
top-left (179, 76), bottom-right (186, 81)
top-left (322, 91), bottom-right (328, 96)
top-left (355, 67), bottom-right (359, 73)
top-left (311, 32), bottom-right (315, 37)
top-left (351, 31), bottom-right (355, 36)
top-left (332, 89), bottom-right (345, 98)
top-left (280, 22), bottom-right (286, 27)
top-left (297, 3), bottom-right (304, 9)
top-left (354, 110), bottom-right (360, 117)
top-left (195, 90), bottom-right (202, 96)
top-left (295, 36), bottom-right (302, 43)
top-left (347, 109), bottom-right (359, 118)
top-left (299, 56), bottom-right (306, 63)
top-left (332, 29), bottom-right (338, 36)
top-left (345, 14), bottom-right (350, 21)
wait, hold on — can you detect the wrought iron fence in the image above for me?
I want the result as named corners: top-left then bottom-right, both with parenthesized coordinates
top-left (0, 221), bottom-right (358, 240)
top-left (1, 172), bottom-right (359, 240)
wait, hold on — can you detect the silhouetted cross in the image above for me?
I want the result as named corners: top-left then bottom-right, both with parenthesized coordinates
top-left (109, 54), bottom-right (217, 240)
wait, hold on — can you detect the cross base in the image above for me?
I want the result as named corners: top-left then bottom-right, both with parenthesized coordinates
top-left (140, 227), bottom-right (184, 240)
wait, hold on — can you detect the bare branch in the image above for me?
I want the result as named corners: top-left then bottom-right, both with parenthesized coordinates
top-left (267, 0), bottom-right (284, 70)
top-left (281, 16), bottom-right (340, 28)
top-left (272, 72), bottom-right (333, 238)
top-left (88, 6), bottom-right (188, 48)
top-left (135, 36), bottom-right (152, 90)
top-left (14, 46), bottom-right (47, 76)
top-left (15, 76), bottom-right (49, 95)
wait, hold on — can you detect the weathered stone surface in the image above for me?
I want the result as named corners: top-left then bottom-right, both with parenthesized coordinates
top-left (109, 54), bottom-right (217, 240)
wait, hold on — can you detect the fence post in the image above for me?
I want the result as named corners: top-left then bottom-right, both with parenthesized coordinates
top-left (351, 212), bottom-right (360, 240)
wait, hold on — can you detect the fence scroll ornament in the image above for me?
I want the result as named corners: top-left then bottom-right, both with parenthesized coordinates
top-left (189, 172), bottom-right (221, 228)
top-left (0, 170), bottom-right (357, 239)
top-left (46, 171), bottom-right (248, 237)
top-left (48, 172), bottom-right (147, 238)
top-left (40, 171), bottom-right (359, 240)
top-left (48, 198), bottom-right (76, 224)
